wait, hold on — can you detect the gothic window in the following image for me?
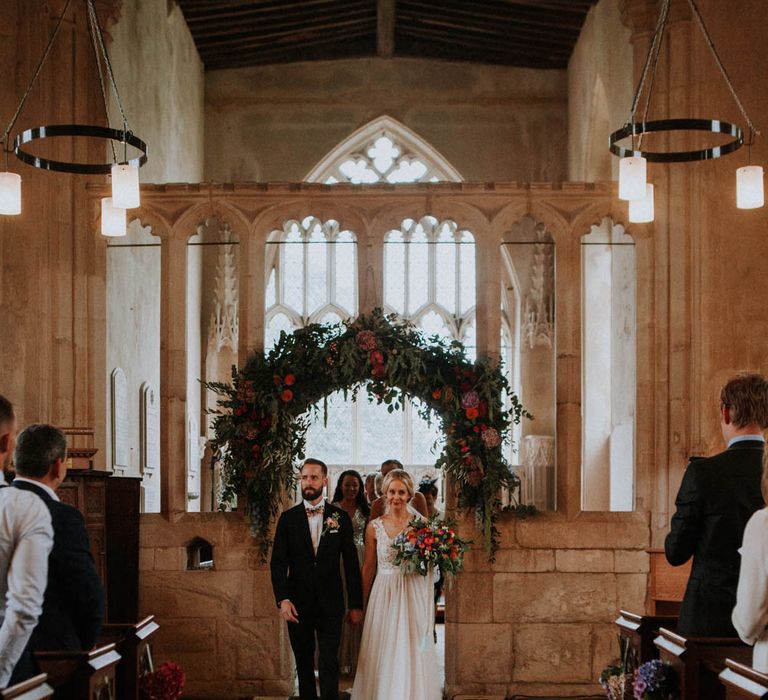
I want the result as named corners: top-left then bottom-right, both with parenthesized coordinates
top-left (264, 216), bottom-right (357, 350)
top-left (581, 218), bottom-right (636, 512)
top-left (305, 115), bottom-right (463, 184)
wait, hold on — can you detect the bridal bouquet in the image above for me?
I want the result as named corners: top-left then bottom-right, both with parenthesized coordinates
top-left (391, 516), bottom-right (471, 581)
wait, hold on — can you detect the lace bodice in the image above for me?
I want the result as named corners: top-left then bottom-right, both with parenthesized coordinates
top-left (372, 518), bottom-right (401, 572)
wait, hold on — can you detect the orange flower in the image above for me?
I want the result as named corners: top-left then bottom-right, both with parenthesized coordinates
top-left (284, 373), bottom-right (296, 386)
top-left (465, 407), bottom-right (479, 420)
top-left (281, 389), bottom-right (293, 402)
top-left (431, 389), bottom-right (442, 400)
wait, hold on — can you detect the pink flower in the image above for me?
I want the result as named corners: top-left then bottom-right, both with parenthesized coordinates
top-left (482, 427), bottom-right (500, 448)
top-left (460, 390), bottom-right (480, 409)
top-left (356, 330), bottom-right (378, 351)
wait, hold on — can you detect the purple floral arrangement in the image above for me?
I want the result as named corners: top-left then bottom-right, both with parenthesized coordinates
top-left (633, 659), bottom-right (677, 699)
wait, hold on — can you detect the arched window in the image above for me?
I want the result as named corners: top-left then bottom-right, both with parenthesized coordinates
top-left (265, 216), bottom-right (357, 350)
top-left (581, 218), bottom-right (636, 512)
top-left (305, 115), bottom-right (463, 184)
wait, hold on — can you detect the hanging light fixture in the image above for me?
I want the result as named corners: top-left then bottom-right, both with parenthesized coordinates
top-left (629, 184), bottom-right (655, 224)
top-left (101, 197), bottom-right (126, 237)
top-left (0, 0), bottom-right (147, 230)
top-left (609, 0), bottom-right (761, 221)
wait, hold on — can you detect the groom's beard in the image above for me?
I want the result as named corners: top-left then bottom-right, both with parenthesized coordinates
top-left (302, 486), bottom-right (323, 502)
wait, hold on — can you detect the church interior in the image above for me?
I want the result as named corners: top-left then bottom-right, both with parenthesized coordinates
top-left (1, 0), bottom-right (768, 697)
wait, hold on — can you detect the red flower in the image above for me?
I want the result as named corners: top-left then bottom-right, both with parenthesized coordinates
top-left (356, 330), bottom-right (378, 351)
top-left (371, 364), bottom-right (386, 379)
top-left (431, 389), bottom-right (442, 400)
top-left (370, 350), bottom-right (384, 365)
top-left (281, 389), bottom-right (293, 402)
top-left (284, 373), bottom-right (296, 386)
top-left (465, 407), bottom-right (479, 420)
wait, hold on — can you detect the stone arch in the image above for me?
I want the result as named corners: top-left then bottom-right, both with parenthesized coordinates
top-left (305, 114), bottom-right (463, 183)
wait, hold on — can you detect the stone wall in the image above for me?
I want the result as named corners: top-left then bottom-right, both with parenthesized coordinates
top-left (204, 58), bottom-right (568, 183)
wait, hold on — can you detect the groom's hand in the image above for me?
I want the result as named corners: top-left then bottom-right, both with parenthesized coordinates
top-left (348, 608), bottom-right (364, 626)
top-left (279, 599), bottom-right (299, 623)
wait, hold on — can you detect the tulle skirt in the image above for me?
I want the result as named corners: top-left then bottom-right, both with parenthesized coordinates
top-left (351, 569), bottom-right (441, 700)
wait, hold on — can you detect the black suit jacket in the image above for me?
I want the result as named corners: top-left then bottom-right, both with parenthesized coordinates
top-left (270, 501), bottom-right (363, 618)
top-left (12, 481), bottom-right (104, 651)
top-left (665, 440), bottom-right (764, 636)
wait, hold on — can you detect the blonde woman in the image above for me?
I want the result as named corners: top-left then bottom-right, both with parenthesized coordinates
top-left (351, 469), bottom-right (440, 699)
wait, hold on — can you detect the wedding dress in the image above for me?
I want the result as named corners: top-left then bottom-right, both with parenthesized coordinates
top-left (350, 517), bottom-right (441, 699)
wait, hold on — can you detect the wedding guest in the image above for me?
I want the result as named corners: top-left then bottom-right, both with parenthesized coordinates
top-left (331, 470), bottom-right (369, 676)
top-left (418, 477), bottom-right (441, 518)
top-left (363, 473), bottom-right (376, 504)
top-left (369, 459), bottom-right (428, 520)
top-left (733, 448), bottom-right (768, 671)
top-left (0, 397), bottom-right (53, 687)
top-left (374, 473), bottom-right (384, 498)
top-left (666, 372), bottom-right (768, 636)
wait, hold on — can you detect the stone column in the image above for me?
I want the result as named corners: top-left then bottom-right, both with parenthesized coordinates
top-left (238, 231), bottom-right (265, 360)
top-left (159, 229), bottom-right (188, 517)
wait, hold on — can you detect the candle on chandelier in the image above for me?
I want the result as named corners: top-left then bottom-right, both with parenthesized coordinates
top-left (736, 165), bottom-right (764, 209)
top-left (0, 172), bottom-right (21, 215)
top-left (111, 163), bottom-right (140, 209)
top-left (101, 197), bottom-right (127, 237)
top-left (618, 156), bottom-right (647, 201)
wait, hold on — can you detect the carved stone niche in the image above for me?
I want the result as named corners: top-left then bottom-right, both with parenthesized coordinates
top-left (521, 434), bottom-right (555, 510)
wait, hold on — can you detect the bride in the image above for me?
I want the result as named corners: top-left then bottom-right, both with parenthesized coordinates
top-left (351, 469), bottom-right (441, 699)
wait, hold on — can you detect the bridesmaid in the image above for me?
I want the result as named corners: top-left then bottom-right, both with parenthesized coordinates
top-left (331, 469), bottom-right (370, 676)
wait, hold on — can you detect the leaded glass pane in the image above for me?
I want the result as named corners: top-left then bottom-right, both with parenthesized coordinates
top-left (265, 312), bottom-right (294, 352)
top-left (410, 398), bottom-right (444, 465)
top-left (462, 319), bottom-right (477, 362)
top-left (265, 267), bottom-right (276, 308)
top-left (334, 232), bottom-right (356, 314)
top-left (306, 230), bottom-right (327, 315)
top-left (368, 136), bottom-right (400, 174)
top-left (418, 309), bottom-right (451, 343)
top-left (407, 225), bottom-right (429, 314)
top-left (318, 310), bottom-right (342, 326)
top-left (357, 392), bottom-right (404, 464)
top-left (387, 159), bottom-right (428, 183)
top-left (283, 224), bottom-right (304, 312)
top-left (305, 390), bottom-right (353, 464)
top-left (459, 230), bottom-right (476, 315)
top-left (338, 159), bottom-right (379, 184)
top-left (435, 225), bottom-right (457, 313)
top-left (384, 230), bottom-right (405, 314)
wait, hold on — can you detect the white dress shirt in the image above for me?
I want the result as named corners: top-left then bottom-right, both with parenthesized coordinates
top-left (733, 507), bottom-right (768, 672)
top-left (304, 500), bottom-right (325, 553)
top-left (0, 474), bottom-right (54, 687)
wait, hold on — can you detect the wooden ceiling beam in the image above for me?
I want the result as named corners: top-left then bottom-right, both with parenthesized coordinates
top-left (400, 0), bottom-right (586, 31)
top-left (203, 29), bottom-right (374, 66)
top-left (195, 16), bottom-right (376, 49)
top-left (192, 7), bottom-right (374, 44)
top-left (183, 0), bottom-right (369, 27)
top-left (397, 25), bottom-right (572, 59)
top-left (377, 0), bottom-right (396, 58)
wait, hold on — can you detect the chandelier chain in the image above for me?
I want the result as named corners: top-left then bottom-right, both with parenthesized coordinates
top-left (85, 0), bottom-right (131, 134)
top-left (686, 0), bottom-right (760, 137)
top-left (86, 0), bottom-right (117, 162)
top-left (1, 0), bottom-right (74, 151)
top-left (629, 0), bottom-right (670, 124)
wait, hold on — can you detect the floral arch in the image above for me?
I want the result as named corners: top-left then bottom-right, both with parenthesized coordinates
top-left (209, 310), bottom-right (531, 560)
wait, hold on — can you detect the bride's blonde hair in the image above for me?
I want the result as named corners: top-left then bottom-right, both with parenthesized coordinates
top-left (381, 469), bottom-right (414, 500)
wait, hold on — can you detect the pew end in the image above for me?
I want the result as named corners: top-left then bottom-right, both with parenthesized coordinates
top-left (719, 659), bottom-right (768, 699)
top-left (0, 674), bottom-right (53, 700)
top-left (35, 643), bottom-right (121, 700)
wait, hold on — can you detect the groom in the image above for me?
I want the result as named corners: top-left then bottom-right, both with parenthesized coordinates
top-left (271, 458), bottom-right (363, 700)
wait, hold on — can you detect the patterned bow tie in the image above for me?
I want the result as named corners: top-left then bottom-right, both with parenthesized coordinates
top-left (305, 502), bottom-right (324, 516)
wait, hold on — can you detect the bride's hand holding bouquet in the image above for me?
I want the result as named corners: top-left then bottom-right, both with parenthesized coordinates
top-left (391, 515), bottom-right (471, 583)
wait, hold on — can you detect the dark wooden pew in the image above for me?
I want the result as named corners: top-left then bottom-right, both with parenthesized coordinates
top-left (0, 674), bottom-right (53, 700)
top-left (34, 643), bottom-right (121, 700)
top-left (101, 615), bottom-right (160, 700)
top-left (719, 659), bottom-right (768, 699)
top-left (616, 609), bottom-right (677, 666)
top-left (655, 627), bottom-right (751, 700)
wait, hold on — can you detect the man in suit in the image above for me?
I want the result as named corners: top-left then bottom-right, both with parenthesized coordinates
top-left (11, 424), bottom-right (104, 657)
top-left (666, 372), bottom-right (768, 636)
top-left (0, 397), bottom-right (53, 687)
top-left (271, 458), bottom-right (363, 700)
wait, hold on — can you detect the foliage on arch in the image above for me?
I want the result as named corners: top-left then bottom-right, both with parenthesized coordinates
top-left (208, 309), bottom-right (533, 560)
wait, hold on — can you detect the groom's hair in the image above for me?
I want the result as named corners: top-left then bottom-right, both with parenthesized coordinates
top-left (302, 457), bottom-right (328, 475)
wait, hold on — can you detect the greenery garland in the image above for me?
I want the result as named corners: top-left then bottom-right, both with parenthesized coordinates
top-left (208, 309), bottom-right (534, 560)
